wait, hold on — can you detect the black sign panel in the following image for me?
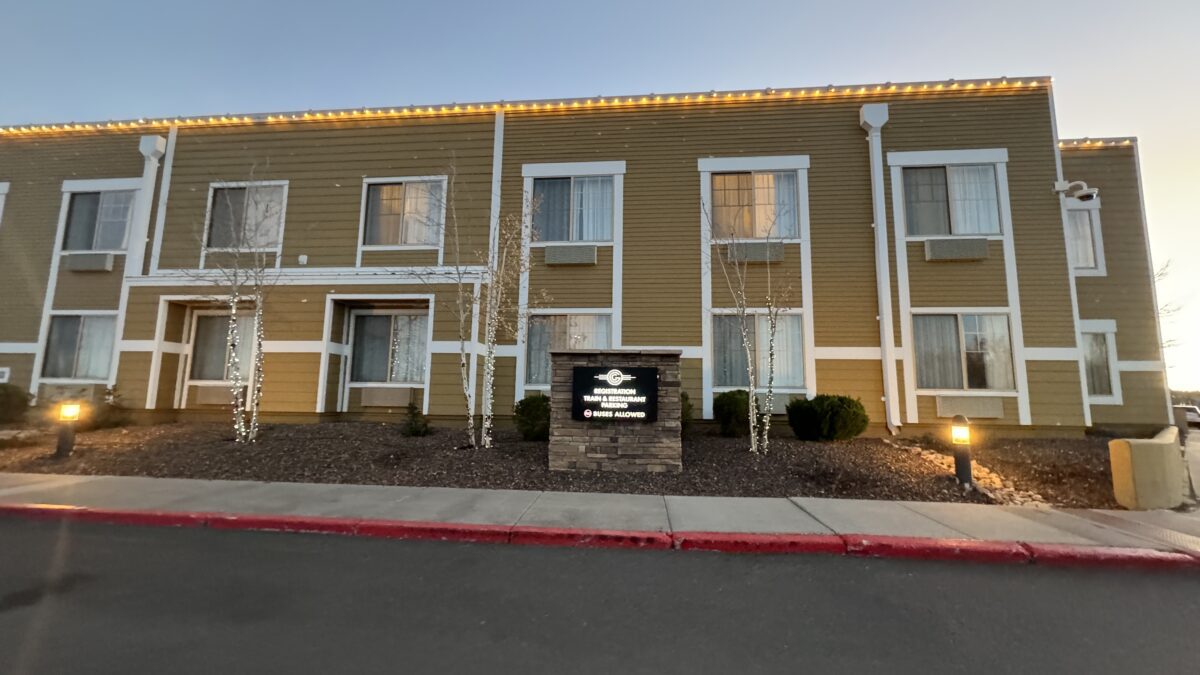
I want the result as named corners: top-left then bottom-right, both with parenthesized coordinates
top-left (571, 367), bottom-right (659, 422)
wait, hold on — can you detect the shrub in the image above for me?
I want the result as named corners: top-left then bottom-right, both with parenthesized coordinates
top-left (514, 393), bottom-right (551, 441)
top-left (680, 390), bottom-right (694, 437)
top-left (786, 394), bottom-right (870, 441)
top-left (400, 402), bottom-right (431, 437)
top-left (0, 384), bottom-right (31, 424)
top-left (713, 390), bottom-right (750, 437)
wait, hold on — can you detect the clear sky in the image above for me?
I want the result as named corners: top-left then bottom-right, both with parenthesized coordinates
top-left (4, 0), bottom-right (1197, 388)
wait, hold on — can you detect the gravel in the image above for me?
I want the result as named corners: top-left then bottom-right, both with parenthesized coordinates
top-left (965, 435), bottom-right (1121, 509)
top-left (0, 422), bottom-right (991, 502)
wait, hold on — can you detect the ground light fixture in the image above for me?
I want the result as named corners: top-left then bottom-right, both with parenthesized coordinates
top-left (56, 402), bottom-right (81, 458)
top-left (950, 415), bottom-right (972, 487)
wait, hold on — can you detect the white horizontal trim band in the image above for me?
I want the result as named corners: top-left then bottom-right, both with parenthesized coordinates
top-left (1080, 319), bottom-right (1118, 333)
top-left (262, 340), bottom-right (325, 353)
top-left (62, 177), bottom-right (142, 193)
top-left (522, 161), bottom-right (626, 177)
top-left (1117, 360), bottom-right (1163, 372)
top-left (698, 155), bottom-right (810, 172)
top-left (886, 148), bottom-right (1008, 166)
top-left (813, 347), bottom-right (882, 360)
top-left (1024, 347), bottom-right (1080, 361)
top-left (0, 342), bottom-right (37, 354)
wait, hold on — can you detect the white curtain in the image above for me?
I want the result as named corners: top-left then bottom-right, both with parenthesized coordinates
top-left (389, 314), bottom-right (428, 383)
top-left (244, 185), bottom-right (284, 248)
top-left (75, 316), bottom-right (115, 380)
top-left (713, 315), bottom-right (751, 387)
top-left (525, 314), bottom-right (611, 385)
top-left (947, 165), bottom-right (1000, 235)
top-left (753, 172), bottom-right (798, 238)
top-left (573, 176), bottom-right (613, 241)
top-left (403, 181), bottom-right (443, 246)
top-left (962, 314), bottom-right (1014, 390)
top-left (913, 315), bottom-right (962, 389)
top-left (1066, 210), bottom-right (1096, 269)
top-left (758, 314), bottom-right (804, 387)
top-left (95, 191), bottom-right (134, 250)
top-left (1083, 333), bottom-right (1112, 396)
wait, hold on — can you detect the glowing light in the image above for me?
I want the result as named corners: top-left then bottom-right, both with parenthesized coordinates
top-left (951, 417), bottom-right (970, 445)
top-left (59, 403), bottom-right (81, 422)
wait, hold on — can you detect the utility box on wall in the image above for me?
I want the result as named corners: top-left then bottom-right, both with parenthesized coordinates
top-left (547, 350), bottom-right (682, 473)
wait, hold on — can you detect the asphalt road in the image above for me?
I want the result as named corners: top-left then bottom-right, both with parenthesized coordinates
top-left (1, 519), bottom-right (1198, 674)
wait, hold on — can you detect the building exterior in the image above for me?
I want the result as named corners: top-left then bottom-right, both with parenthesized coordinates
top-left (0, 76), bottom-right (1172, 436)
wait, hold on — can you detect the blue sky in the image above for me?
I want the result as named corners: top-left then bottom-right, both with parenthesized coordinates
top-left (4, 0), bottom-right (1197, 388)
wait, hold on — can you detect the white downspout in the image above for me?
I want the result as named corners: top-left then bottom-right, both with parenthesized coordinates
top-left (860, 104), bottom-right (901, 434)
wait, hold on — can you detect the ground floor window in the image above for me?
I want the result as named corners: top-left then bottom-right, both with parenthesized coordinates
top-left (42, 314), bottom-right (116, 380)
top-left (1082, 332), bottom-right (1114, 397)
top-left (525, 313), bottom-right (612, 385)
top-left (190, 313), bottom-right (254, 382)
top-left (913, 313), bottom-right (1014, 390)
top-left (350, 312), bottom-right (429, 384)
top-left (712, 313), bottom-right (804, 388)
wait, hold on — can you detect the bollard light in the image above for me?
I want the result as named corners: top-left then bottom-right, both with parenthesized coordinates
top-left (950, 415), bottom-right (972, 487)
top-left (55, 402), bottom-right (80, 458)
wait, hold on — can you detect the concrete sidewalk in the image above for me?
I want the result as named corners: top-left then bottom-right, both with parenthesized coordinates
top-left (2, 471), bottom-right (1199, 567)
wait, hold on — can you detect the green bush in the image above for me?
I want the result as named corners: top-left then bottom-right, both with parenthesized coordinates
top-left (786, 394), bottom-right (870, 441)
top-left (713, 390), bottom-right (750, 437)
top-left (400, 402), bottom-right (431, 437)
top-left (680, 390), bottom-right (694, 437)
top-left (514, 393), bottom-right (551, 441)
top-left (0, 384), bottom-right (31, 424)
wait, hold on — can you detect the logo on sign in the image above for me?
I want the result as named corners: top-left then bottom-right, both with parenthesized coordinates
top-left (595, 369), bottom-right (636, 387)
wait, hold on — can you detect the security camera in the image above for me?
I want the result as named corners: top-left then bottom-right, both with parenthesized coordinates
top-left (1074, 187), bottom-right (1099, 201)
top-left (1052, 180), bottom-right (1098, 201)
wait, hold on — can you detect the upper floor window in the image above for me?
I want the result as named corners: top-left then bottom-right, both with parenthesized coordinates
top-left (363, 180), bottom-right (444, 247)
top-left (532, 176), bottom-right (613, 242)
top-left (903, 165), bottom-right (1000, 236)
top-left (913, 313), bottom-right (1014, 390)
top-left (713, 313), bottom-right (805, 388)
top-left (351, 312), bottom-right (429, 384)
top-left (63, 191), bottom-right (134, 251)
top-left (526, 313), bottom-right (611, 385)
top-left (207, 184), bottom-right (285, 250)
top-left (711, 172), bottom-right (798, 240)
top-left (1066, 208), bottom-right (1103, 273)
top-left (42, 314), bottom-right (116, 380)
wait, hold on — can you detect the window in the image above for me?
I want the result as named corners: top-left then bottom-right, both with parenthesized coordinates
top-left (42, 315), bottom-right (116, 380)
top-left (207, 185), bottom-right (285, 250)
top-left (1066, 209), bottom-right (1101, 271)
top-left (713, 314), bottom-right (805, 388)
top-left (350, 313), bottom-right (429, 384)
top-left (913, 313), bottom-right (1014, 390)
top-left (532, 176), bottom-right (613, 242)
top-left (903, 165), bottom-right (1000, 236)
top-left (63, 191), bottom-right (134, 251)
top-left (190, 315), bottom-right (254, 382)
top-left (1082, 332), bottom-right (1113, 397)
top-left (363, 180), bottom-right (444, 246)
top-left (711, 172), bottom-right (798, 239)
top-left (526, 314), bottom-right (611, 385)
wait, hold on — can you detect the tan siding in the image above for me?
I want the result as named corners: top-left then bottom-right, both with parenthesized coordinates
top-left (491, 356), bottom-right (517, 415)
top-left (680, 358), bottom-right (703, 407)
top-left (260, 353), bottom-right (320, 412)
top-left (427, 353), bottom-right (468, 416)
top-left (0, 132), bottom-right (146, 341)
top-left (0, 355), bottom-right (35, 392)
top-left (52, 257), bottom-right (125, 310)
top-left (114, 352), bottom-right (151, 409)
top-left (158, 117), bottom-right (494, 271)
top-left (528, 246), bottom-right (613, 308)
top-left (1027, 360), bottom-right (1086, 427)
top-left (359, 249), bottom-right (439, 267)
top-left (1093, 371), bottom-right (1170, 426)
top-left (156, 352), bottom-right (181, 410)
top-left (905, 241), bottom-right (1008, 307)
top-left (1063, 148), bottom-right (1162, 362)
top-left (347, 386), bottom-right (424, 414)
top-left (323, 355), bottom-right (342, 413)
top-left (816, 359), bottom-right (886, 424)
top-left (710, 244), bottom-right (804, 309)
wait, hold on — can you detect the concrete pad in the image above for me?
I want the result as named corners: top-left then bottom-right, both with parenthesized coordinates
top-left (0, 475), bottom-right (248, 510)
top-left (667, 496), bottom-right (830, 534)
top-left (518, 491), bottom-right (670, 532)
top-left (158, 480), bottom-right (352, 515)
top-left (1002, 507), bottom-right (1176, 550)
top-left (792, 498), bottom-right (968, 538)
top-left (902, 502), bottom-right (1100, 545)
top-left (0, 473), bottom-right (97, 497)
top-left (362, 486), bottom-right (542, 526)
top-left (1095, 509), bottom-right (1200, 540)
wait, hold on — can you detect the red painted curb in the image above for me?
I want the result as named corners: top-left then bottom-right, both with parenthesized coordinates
top-left (673, 531), bottom-right (847, 555)
top-left (0, 504), bottom-right (209, 529)
top-left (205, 513), bottom-right (361, 536)
top-left (510, 526), bottom-right (673, 550)
top-left (1023, 543), bottom-right (1200, 570)
top-left (842, 535), bottom-right (1031, 565)
top-left (355, 519), bottom-right (512, 544)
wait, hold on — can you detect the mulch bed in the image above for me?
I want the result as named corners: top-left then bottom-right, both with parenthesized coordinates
top-left (0, 422), bottom-right (990, 503)
top-left (966, 436), bottom-right (1121, 509)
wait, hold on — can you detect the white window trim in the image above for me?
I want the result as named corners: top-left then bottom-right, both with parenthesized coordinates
top-left (39, 309), bottom-right (120, 385)
top-left (886, 149), bottom-right (1008, 167)
top-left (354, 175), bottom-right (449, 266)
top-left (524, 170), bottom-right (620, 245)
top-left (344, 308), bottom-right (432, 392)
top-left (199, 180), bottom-right (289, 269)
top-left (62, 177), bottom-right (142, 193)
top-left (910, 308), bottom-right (1019, 395)
top-left (705, 169), bottom-right (805, 244)
top-left (1065, 197), bottom-right (1107, 277)
top-left (523, 161), bottom-right (626, 178)
top-left (698, 155), bottom-right (814, 419)
top-left (710, 307), bottom-right (809, 394)
top-left (1080, 322), bottom-right (1122, 406)
top-left (180, 309), bottom-right (259, 408)
top-left (522, 308), bottom-right (615, 390)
